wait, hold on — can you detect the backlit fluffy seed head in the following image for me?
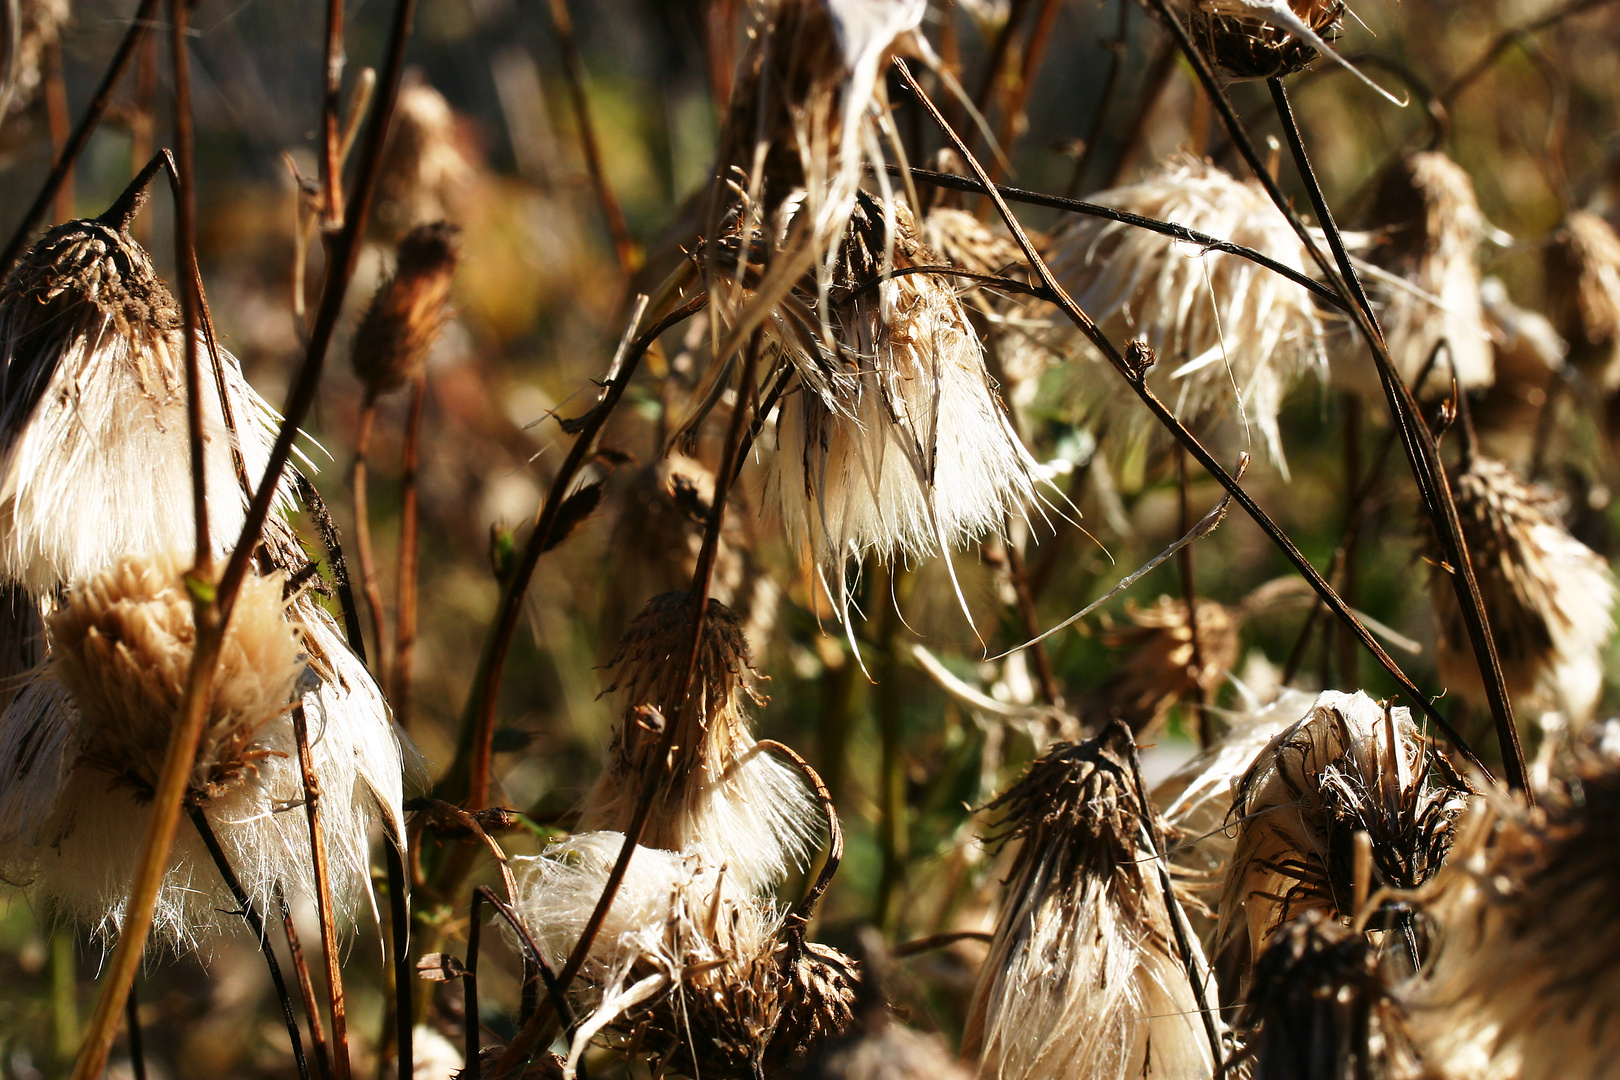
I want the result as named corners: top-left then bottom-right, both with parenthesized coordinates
top-left (1086, 596), bottom-right (1239, 736)
top-left (0, 180), bottom-right (296, 595)
top-left (1218, 691), bottom-right (1469, 975)
top-left (1545, 210), bottom-right (1620, 388)
top-left (351, 221), bottom-right (460, 396)
top-left (1234, 911), bottom-right (1423, 1080)
top-left (1360, 151), bottom-right (1494, 393)
top-left (1049, 156), bottom-right (1328, 471)
top-left (1189, 0), bottom-right (1344, 79)
top-left (4, 0), bottom-right (71, 115)
top-left (762, 198), bottom-right (1040, 598)
top-left (375, 79), bottom-right (472, 236)
top-left (1433, 455), bottom-right (1618, 726)
top-left (0, 556), bottom-right (401, 951)
top-left (577, 592), bottom-right (818, 893)
top-left (1409, 761), bottom-right (1620, 1080)
top-left (963, 724), bottom-right (1217, 1080)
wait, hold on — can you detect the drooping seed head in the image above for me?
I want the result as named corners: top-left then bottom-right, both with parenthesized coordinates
top-left (1545, 210), bottom-right (1620, 388)
top-left (1189, 0), bottom-right (1345, 80)
top-left (351, 221), bottom-right (460, 396)
top-left (1087, 595), bottom-right (1239, 736)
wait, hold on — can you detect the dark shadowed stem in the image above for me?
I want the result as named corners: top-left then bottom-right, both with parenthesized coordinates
top-left (296, 476), bottom-right (369, 664)
top-left (487, 327), bottom-right (763, 1080)
top-left (43, 44), bottom-right (72, 223)
top-left (294, 706), bottom-right (351, 1080)
top-left (215, 0), bottom-right (417, 624)
top-left (893, 931), bottom-right (995, 957)
top-left (755, 740), bottom-right (842, 930)
top-left (448, 296), bottom-right (707, 811)
top-left (279, 892), bottom-right (335, 1080)
top-left (321, 0), bottom-right (346, 230)
top-left (130, 35), bottom-right (159, 246)
top-left (1002, 520), bottom-right (1059, 706)
top-left (393, 376), bottom-right (426, 727)
top-left (124, 986), bottom-right (147, 1080)
top-left (893, 58), bottom-right (1494, 782)
top-left (0, 0), bottom-right (160, 276)
top-left (170, 0), bottom-right (210, 572)
top-left (384, 842), bottom-right (414, 1079)
top-left (1066, 0), bottom-right (1129, 198)
top-left (465, 885), bottom-right (580, 1080)
top-left (352, 396), bottom-right (390, 687)
top-left (545, 0), bottom-right (634, 275)
top-left (1176, 449), bottom-right (1211, 747)
top-left (189, 808), bottom-right (312, 1080)
top-left (985, 0), bottom-right (1062, 187)
top-left (1337, 395), bottom-right (1363, 686)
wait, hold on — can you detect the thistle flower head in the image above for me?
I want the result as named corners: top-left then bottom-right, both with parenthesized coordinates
top-left (351, 221), bottom-right (460, 396)
top-left (1049, 156), bottom-right (1328, 471)
top-left (1545, 210), bottom-right (1620, 388)
top-left (1218, 691), bottom-right (1469, 973)
top-left (1189, 0), bottom-right (1345, 80)
top-left (1087, 596), bottom-right (1240, 736)
top-left (964, 723), bottom-right (1217, 1080)
top-left (1433, 455), bottom-right (1618, 726)
top-left (578, 591), bottom-right (819, 893)
top-left (375, 79), bottom-right (472, 236)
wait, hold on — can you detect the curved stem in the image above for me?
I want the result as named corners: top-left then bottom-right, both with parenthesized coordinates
top-left (352, 396), bottom-right (390, 688)
top-left (170, 0), bottom-right (209, 572)
top-left (293, 706), bottom-right (350, 1080)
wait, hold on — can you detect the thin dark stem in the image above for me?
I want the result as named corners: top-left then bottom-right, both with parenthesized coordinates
top-left (1337, 394), bottom-right (1363, 686)
top-left (986, 0), bottom-right (1062, 186)
top-left (279, 892), bottom-right (334, 1080)
top-left (352, 396), bottom-right (389, 687)
top-left (295, 476), bottom-right (368, 665)
top-left (468, 887), bottom-right (578, 1057)
top-left (189, 808), bottom-right (311, 1080)
top-left (1176, 449), bottom-right (1210, 747)
top-left (1066, 0), bottom-right (1129, 198)
top-left (293, 706), bottom-right (351, 1080)
top-left (754, 740), bottom-right (843, 933)
top-left (0, 0), bottom-right (161, 276)
top-left (392, 375), bottom-right (426, 727)
top-left (383, 841), bottom-right (414, 1079)
top-left (124, 986), bottom-right (147, 1080)
top-left (892, 931), bottom-right (994, 957)
top-left (893, 57), bottom-right (1493, 781)
top-left (1001, 522), bottom-right (1059, 706)
top-left (321, 0), bottom-right (346, 231)
top-left (215, 0), bottom-right (418, 626)
top-left (170, 0), bottom-right (210, 572)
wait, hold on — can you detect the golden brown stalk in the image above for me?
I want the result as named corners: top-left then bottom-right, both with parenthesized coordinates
top-left (391, 375), bottom-right (425, 728)
top-left (351, 395), bottom-right (390, 690)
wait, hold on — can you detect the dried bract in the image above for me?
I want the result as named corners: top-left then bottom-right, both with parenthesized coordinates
top-left (1190, 0), bottom-right (1344, 80)
top-left (352, 221), bottom-right (460, 396)
top-left (1545, 210), bottom-right (1620, 388)
top-left (375, 79), bottom-right (473, 236)
top-left (1086, 596), bottom-right (1239, 736)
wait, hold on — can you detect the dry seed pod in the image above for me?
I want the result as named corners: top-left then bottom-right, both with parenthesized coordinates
top-left (374, 79), bottom-right (473, 236)
top-left (1189, 0), bottom-right (1344, 80)
top-left (1234, 911), bottom-right (1423, 1080)
top-left (1544, 210), bottom-right (1620, 388)
top-left (0, 172), bottom-right (296, 595)
top-left (1048, 156), bottom-right (1328, 472)
top-left (0, 554), bottom-right (398, 950)
top-left (1358, 151), bottom-right (1495, 394)
top-left (1432, 455), bottom-right (1617, 726)
top-left (351, 221), bottom-right (459, 396)
top-left (1086, 596), bottom-right (1240, 736)
top-left (1218, 691), bottom-right (1469, 975)
top-left (1410, 763), bottom-right (1620, 1080)
top-left (577, 591), bottom-right (818, 893)
top-left (963, 723), bottom-right (1218, 1080)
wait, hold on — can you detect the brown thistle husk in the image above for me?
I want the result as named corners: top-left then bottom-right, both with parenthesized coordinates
top-left (1408, 758), bottom-right (1620, 1080)
top-left (963, 723), bottom-right (1217, 1080)
top-left (5, 0), bottom-right (71, 115)
top-left (1431, 455), bottom-right (1617, 726)
top-left (374, 78), bottom-right (474, 237)
top-left (1086, 596), bottom-right (1240, 736)
top-left (351, 221), bottom-right (460, 396)
top-left (577, 591), bottom-right (817, 892)
top-left (1217, 691), bottom-right (1470, 981)
top-left (1545, 210), bottom-right (1620, 389)
top-left (1233, 911), bottom-right (1424, 1080)
top-left (1189, 0), bottom-right (1345, 80)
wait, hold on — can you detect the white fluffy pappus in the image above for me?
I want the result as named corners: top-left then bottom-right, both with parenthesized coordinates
top-left (578, 591), bottom-right (818, 894)
top-left (0, 556), bottom-right (404, 951)
top-left (1048, 156), bottom-right (1328, 473)
top-left (963, 724), bottom-right (1218, 1080)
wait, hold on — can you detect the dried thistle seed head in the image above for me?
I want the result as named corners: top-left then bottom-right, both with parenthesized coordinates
top-left (1218, 691), bottom-right (1470, 977)
top-left (1087, 596), bottom-right (1239, 736)
top-left (375, 79), bottom-right (473, 236)
top-left (351, 221), bottom-right (459, 396)
top-left (964, 724), bottom-right (1217, 1080)
top-left (1545, 210), bottom-right (1620, 388)
top-left (577, 591), bottom-right (818, 892)
top-left (1410, 762), bottom-right (1620, 1080)
top-left (48, 552), bottom-right (301, 802)
top-left (767, 942), bottom-right (863, 1075)
top-left (762, 196), bottom-right (1041, 606)
top-left (1049, 156), bottom-right (1328, 473)
top-left (1432, 455), bottom-right (1617, 726)
top-left (1358, 151), bottom-right (1495, 393)
top-left (5, 0), bottom-right (71, 115)
top-left (0, 178), bottom-right (300, 594)
top-left (1235, 911), bottom-right (1423, 1080)
top-left (1189, 0), bottom-right (1344, 80)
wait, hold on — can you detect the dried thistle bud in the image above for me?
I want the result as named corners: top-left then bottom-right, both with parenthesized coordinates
top-left (1087, 595), bottom-right (1239, 736)
top-left (964, 723), bottom-right (1218, 1080)
top-left (375, 79), bottom-right (473, 236)
top-left (1218, 691), bottom-right (1470, 978)
top-left (1189, 0), bottom-right (1345, 80)
top-left (1049, 156), bottom-right (1327, 472)
top-left (1544, 210), bottom-right (1620, 388)
top-left (1433, 455), bottom-right (1617, 726)
top-left (351, 221), bottom-right (460, 396)
top-left (578, 591), bottom-right (818, 892)
top-left (1234, 911), bottom-right (1422, 1080)
top-left (1410, 761), bottom-right (1620, 1080)
top-left (1360, 151), bottom-right (1495, 393)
